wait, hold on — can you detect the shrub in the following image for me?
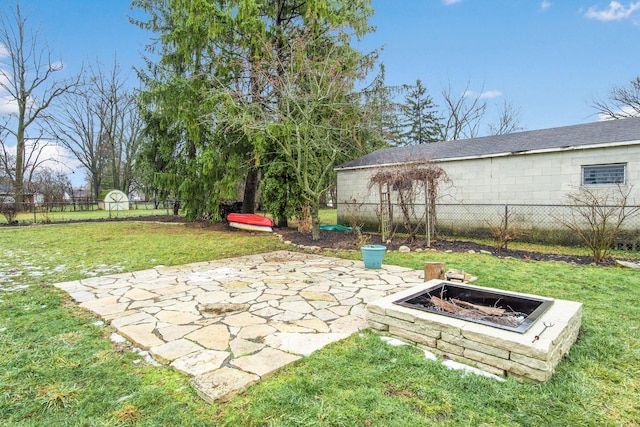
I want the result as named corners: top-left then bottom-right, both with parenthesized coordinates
top-left (0, 195), bottom-right (17, 224)
top-left (556, 185), bottom-right (640, 263)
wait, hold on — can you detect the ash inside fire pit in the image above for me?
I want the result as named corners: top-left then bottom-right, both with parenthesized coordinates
top-left (394, 282), bottom-right (553, 333)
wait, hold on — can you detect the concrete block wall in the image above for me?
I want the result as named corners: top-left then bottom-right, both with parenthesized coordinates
top-left (337, 145), bottom-right (640, 234)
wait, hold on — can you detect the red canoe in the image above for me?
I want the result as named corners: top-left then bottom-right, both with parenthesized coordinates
top-left (227, 213), bottom-right (274, 227)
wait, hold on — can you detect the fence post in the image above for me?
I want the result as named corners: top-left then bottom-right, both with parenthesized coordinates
top-left (425, 179), bottom-right (431, 248)
top-left (504, 204), bottom-right (508, 233)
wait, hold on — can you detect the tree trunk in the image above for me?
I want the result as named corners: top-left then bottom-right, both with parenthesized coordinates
top-left (92, 171), bottom-right (102, 200)
top-left (277, 214), bottom-right (288, 228)
top-left (310, 200), bottom-right (321, 240)
top-left (14, 123), bottom-right (25, 211)
top-left (242, 163), bottom-right (258, 214)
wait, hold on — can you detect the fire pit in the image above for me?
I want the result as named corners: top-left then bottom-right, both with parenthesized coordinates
top-left (393, 282), bottom-right (553, 333)
top-left (367, 280), bottom-right (582, 382)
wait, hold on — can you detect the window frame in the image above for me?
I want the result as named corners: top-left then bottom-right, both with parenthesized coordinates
top-left (581, 163), bottom-right (627, 186)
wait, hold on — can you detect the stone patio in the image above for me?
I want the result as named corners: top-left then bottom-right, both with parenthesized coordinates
top-left (54, 250), bottom-right (424, 403)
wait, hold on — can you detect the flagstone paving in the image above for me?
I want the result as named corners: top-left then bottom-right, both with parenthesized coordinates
top-left (54, 250), bottom-right (424, 403)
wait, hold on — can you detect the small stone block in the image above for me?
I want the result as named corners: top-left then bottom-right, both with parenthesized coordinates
top-left (385, 307), bottom-right (416, 323)
top-left (367, 320), bottom-right (389, 331)
top-left (389, 326), bottom-right (437, 347)
top-left (150, 338), bottom-right (203, 364)
top-left (441, 332), bottom-right (510, 359)
top-left (442, 354), bottom-right (507, 378)
top-left (119, 323), bottom-right (164, 349)
top-left (463, 348), bottom-right (512, 369)
top-left (508, 360), bottom-right (552, 382)
top-left (230, 347), bottom-right (301, 378)
top-left (510, 352), bottom-right (553, 372)
top-left (171, 350), bottom-right (230, 376)
top-left (436, 339), bottom-right (464, 356)
top-left (191, 367), bottom-right (259, 404)
top-left (366, 303), bottom-right (386, 316)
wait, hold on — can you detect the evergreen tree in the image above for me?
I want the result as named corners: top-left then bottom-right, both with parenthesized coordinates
top-left (361, 64), bottom-right (403, 147)
top-left (131, 0), bottom-right (376, 222)
top-left (399, 79), bottom-right (441, 144)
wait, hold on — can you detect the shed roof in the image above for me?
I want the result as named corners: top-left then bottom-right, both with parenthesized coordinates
top-left (336, 117), bottom-right (640, 170)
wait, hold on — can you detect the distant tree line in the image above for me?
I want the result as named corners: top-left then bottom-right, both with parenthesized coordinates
top-left (0, 2), bottom-right (143, 209)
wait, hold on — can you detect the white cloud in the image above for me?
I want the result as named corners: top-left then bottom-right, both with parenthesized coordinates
top-left (584, 1), bottom-right (640, 21)
top-left (541, 1), bottom-right (552, 10)
top-left (0, 91), bottom-right (41, 117)
top-left (0, 94), bottom-right (18, 114)
top-left (2, 140), bottom-right (83, 174)
top-left (443, 0), bottom-right (462, 5)
top-left (463, 89), bottom-right (503, 99)
top-left (49, 60), bottom-right (64, 72)
top-left (0, 66), bottom-right (15, 113)
top-left (0, 43), bottom-right (8, 58)
top-left (479, 90), bottom-right (502, 99)
top-left (45, 144), bottom-right (84, 177)
top-left (0, 68), bottom-right (10, 87)
top-left (40, 144), bottom-right (86, 186)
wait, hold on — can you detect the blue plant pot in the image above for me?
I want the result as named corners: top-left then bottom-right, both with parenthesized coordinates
top-left (361, 245), bottom-right (387, 269)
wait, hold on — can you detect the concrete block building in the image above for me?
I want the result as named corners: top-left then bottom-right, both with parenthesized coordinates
top-left (335, 118), bottom-right (640, 239)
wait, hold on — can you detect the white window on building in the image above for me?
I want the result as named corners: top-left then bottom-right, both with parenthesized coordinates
top-left (582, 163), bottom-right (626, 185)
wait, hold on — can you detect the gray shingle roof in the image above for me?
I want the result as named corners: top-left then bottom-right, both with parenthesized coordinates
top-left (336, 117), bottom-right (640, 170)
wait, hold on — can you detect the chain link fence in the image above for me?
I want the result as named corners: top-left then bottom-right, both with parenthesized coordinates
top-left (338, 202), bottom-right (640, 249)
top-left (0, 200), bottom-right (175, 224)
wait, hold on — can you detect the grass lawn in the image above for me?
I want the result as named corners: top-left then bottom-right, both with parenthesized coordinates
top-left (1, 221), bottom-right (638, 426)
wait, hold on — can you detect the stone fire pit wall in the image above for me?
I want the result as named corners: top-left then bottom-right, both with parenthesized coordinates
top-left (367, 280), bottom-right (582, 382)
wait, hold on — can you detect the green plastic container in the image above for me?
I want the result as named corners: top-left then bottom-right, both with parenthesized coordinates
top-left (361, 245), bottom-right (387, 269)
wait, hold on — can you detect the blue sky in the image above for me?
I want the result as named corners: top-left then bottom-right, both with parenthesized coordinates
top-left (361, 0), bottom-right (640, 131)
top-left (5, 0), bottom-right (640, 134)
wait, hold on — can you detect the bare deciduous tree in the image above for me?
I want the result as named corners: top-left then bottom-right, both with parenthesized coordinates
top-left (49, 83), bottom-right (107, 199)
top-left (0, 193), bottom-right (17, 223)
top-left (0, 135), bottom-right (54, 191)
top-left (93, 59), bottom-right (141, 195)
top-left (487, 206), bottom-right (524, 251)
top-left (0, 2), bottom-right (78, 206)
top-left (557, 185), bottom-right (640, 263)
top-left (49, 58), bottom-right (141, 198)
top-left (488, 99), bottom-right (524, 136)
top-left (429, 81), bottom-right (523, 140)
top-left (30, 166), bottom-right (71, 210)
top-left (439, 81), bottom-right (487, 141)
top-left (593, 77), bottom-right (640, 119)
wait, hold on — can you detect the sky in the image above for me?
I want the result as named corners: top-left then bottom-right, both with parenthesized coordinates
top-left (2, 0), bottom-right (640, 185)
top-left (361, 0), bottom-right (640, 131)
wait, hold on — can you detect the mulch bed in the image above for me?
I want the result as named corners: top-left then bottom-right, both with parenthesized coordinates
top-left (275, 228), bottom-right (599, 265)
